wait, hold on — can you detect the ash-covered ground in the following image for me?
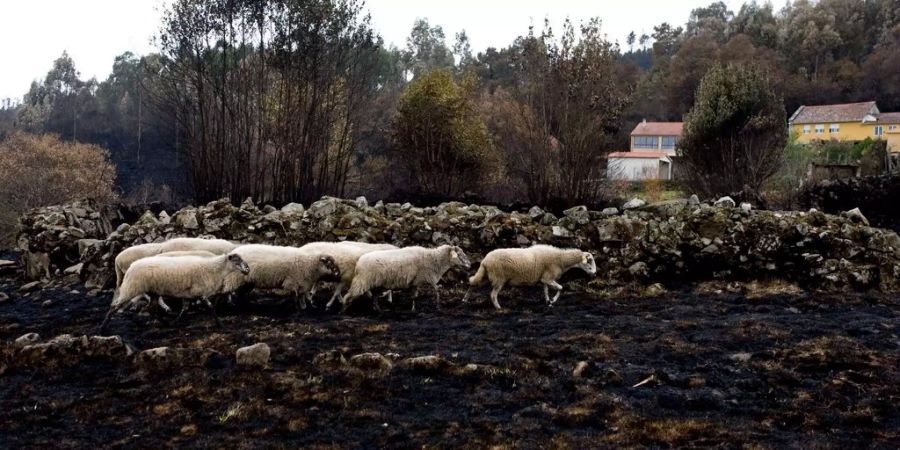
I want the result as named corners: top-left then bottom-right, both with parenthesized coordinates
top-left (0, 270), bottom-right (898, 448)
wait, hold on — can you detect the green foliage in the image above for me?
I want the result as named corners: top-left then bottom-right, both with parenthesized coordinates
top-left (679, 63), bottom-right (787, 198)
top-left (392, 69), bottom-right (497, 197)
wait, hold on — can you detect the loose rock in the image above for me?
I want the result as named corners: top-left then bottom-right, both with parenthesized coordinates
top-left (15, 332), bottom-right (40, 347)
top-left (236, 343), bottom-right (271, 368)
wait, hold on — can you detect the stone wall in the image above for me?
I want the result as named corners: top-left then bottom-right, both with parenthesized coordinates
top-left (15, 196), bottom-right (900, 293)
top-left (802, 174), bottom-right (900, 233)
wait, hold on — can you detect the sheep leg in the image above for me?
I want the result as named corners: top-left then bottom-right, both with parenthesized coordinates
top-left (548, 281), bottom-right (563, 305)
top-left (176, 299), bottom-right (191, 323)
top-left (99, 295), bottom-right (142, 334)
top-left (432, 284), bottom-right (442, 311)
top-left (157, 296), bottom-right (172, 313)
top-left (293, 295), bottom-right (306, 313)
top-left (326, 290), bottom-right (342, 310)
top-left (490, 282), bottom-right (505, 310)
top-left (543, 284), bottom-right (551, 304)
top-left (201, 297), bottom-right (222, 328)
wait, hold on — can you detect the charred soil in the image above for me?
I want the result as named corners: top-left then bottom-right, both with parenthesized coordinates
top-left (0, 275), bottom-right (898, 448)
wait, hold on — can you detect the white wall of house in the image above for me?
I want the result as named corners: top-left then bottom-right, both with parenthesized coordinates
top-left (608, 157), bottom-right (671, 180)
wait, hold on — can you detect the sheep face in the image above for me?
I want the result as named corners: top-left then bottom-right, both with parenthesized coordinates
top-left (228, 254), bottom-right (251, 274)
top-left (577, 252), bottom-right (597, 275)
top-left (318, 255), bottom-right (342, 281)
top-left (449, 246), bottom-right (472, 269)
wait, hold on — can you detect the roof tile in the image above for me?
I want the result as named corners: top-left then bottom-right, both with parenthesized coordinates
top-left (790, 101), bottom-right (878, 124)
top-left (630, 122), bottom-right (684, 136)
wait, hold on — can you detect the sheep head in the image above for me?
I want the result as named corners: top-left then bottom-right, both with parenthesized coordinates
top-left (448, 246), bottom-right (471, 270)
top-left (578, 252), bottom-right (597, 276)
top-left (228, 254), bottom-right (251, 274)
top-left (318, 255), bottom-right (341, 280)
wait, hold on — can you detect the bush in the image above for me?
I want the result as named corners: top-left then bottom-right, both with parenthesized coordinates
top-left (391, 69), bottom-right (499, 198)
top-left (678, 64), bottom-right (787, 199)
top-left (0, 132), bottom-right (117, 244)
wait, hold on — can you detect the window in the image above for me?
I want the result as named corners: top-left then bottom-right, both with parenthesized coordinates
top-left (875, 125), bottom-right (884, 136)
top-left (829, 124), bottom-right (839, 133)
top-left (802, 125), bottom-right (811, 134)
top-left (633, 136), bottom-right (658, 149)
top-left (815, 124), bottom-right (825, 134)
top-left (661, 136), bottom-right (677, 148)
top-left (890, 125), bottom-right (897, 131)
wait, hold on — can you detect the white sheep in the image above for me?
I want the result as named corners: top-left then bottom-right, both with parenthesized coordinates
top-left (341, 245), bottom-right (471, 312)
top-left (114, 237), bottom-right (239, 288)
top-left (298, 241), bottom-right (399, 309)
top-left (225, 244), bottom-right (341, 312)
top-left (463, 245), bottom-right (597, 309)
top-left (99, 253), bottom-right (250, 333)
top-left (128, 250), bottom-right (217, 313)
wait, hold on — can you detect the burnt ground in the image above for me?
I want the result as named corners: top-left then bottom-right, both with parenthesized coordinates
top-left (0, 272), bottom-right (898, 449)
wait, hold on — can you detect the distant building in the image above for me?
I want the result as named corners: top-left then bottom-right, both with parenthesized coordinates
top-left (788, 101), bottom-right (900, 152)
top-left (607, 120), bottom-right (683, 180)
top-left (607, 151), bottom-right (672, 180)
top-left (630, 120), bottom-right (683, 156)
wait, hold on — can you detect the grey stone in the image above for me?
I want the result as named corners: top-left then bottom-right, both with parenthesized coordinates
top-left (236, 343), bottom-right (271, 368)
top-left (739, 202), bottom-right (752, 212)
top-left (349, 352), bottom-right (393, 373)
top-left (623, 198), bottom-right (646, 210)
top-left (176, 210), bottom-right (199, 229)
top-left (15, 332), bottom-right (40, 347)
top-left (841, 207), bottom-right (869, 226)
top-left (528, 206), bottom-right (545, 219)
top-left (64, 263), bottom-right (83, 275)
top-left (601, 207), bottom-right (619, 216)
top-left (689, 194), bottom-right (700, 206)
top-left (354, 196), bottom-right (368, 209)
top-left (20, 281), bottom-right (41, 292)
top-left (730, 352), bottom-right (752, 363)
top-left (552, 226), bottom-right (573, 238)
top-left (563, 205), bottom-right (590, 225)
top-left (137, 211), bottom-right (159, 226)
top-left (628, 261), bottom-right (649, 277)
top-left (281, 202), bottom-right (305, 215)
top-left (714, 196), bottom-right (736, 208)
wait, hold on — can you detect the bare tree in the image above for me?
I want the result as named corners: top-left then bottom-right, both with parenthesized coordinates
top-left (155, 0), bottom-right (380, 204)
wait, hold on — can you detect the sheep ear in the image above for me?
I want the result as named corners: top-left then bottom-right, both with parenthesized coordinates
top-left (581, 254), bottom-right (588, 264)
top-left (451, 250), bottom-right (458, 259)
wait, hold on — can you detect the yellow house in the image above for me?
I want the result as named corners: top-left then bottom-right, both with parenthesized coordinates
top-left (789, 101), bottom-right (900, 152)
top-left (878, 112), bottom-right (900, 152)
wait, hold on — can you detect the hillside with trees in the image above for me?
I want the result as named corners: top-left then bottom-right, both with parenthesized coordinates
top-left (0, 0), bottom-right (897, 208)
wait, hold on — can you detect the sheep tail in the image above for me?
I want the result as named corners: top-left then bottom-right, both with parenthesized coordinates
top-left (469, 265), bottom-right (486, 286)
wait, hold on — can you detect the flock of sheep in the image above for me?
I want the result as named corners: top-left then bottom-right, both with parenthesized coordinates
top-left (99, 237), bottom-right (598, 332)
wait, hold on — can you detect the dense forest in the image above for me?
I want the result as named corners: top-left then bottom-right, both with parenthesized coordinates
top-left (0, 0), bottom-right (898, 207)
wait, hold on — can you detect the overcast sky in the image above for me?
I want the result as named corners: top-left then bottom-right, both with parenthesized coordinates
top-left (0, 0), bottom-right (743, 100)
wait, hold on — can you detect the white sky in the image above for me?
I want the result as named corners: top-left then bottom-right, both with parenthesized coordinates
top-left (0, 0), bottom-right (743, 101)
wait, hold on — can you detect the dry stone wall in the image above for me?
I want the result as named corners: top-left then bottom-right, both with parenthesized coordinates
top-left (15, 196), bottom-right (900, 293)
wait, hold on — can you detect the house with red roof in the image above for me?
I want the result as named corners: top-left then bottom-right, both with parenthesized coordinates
top-left (607, 120), bottom-right (683, 180)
